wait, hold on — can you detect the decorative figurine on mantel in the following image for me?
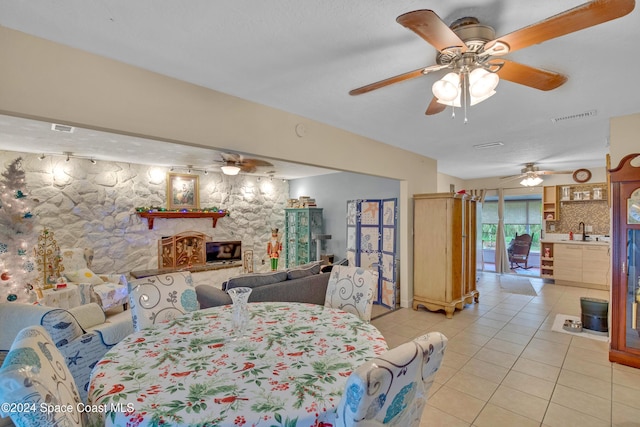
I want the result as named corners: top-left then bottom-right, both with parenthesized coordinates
top-left (267, 228), bottom-right (282, 271)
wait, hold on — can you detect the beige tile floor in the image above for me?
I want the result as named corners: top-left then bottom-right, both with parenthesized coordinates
top-left (371, 272), bottom-right (640, 427)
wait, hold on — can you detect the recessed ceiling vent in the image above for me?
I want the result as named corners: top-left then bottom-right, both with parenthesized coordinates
top-left (551, 110), bottom-right (597, 124)
top-left (473, 141), bottom-right (504, 149)
top-left (51, 123), bottom-right (75, 133)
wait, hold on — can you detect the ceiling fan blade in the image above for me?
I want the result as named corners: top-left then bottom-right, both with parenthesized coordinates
top-left (484, 0), bottom-right (635, 55)
top-left (537, 170), bottom-right (573, 175)
top-left (500, 173), bottom-right (526, 181)
top-left (397, 10), bottom-right (468, 53)
top-left (425, 97), bottom-right (446, 115)
top-left (349, 65), bottom-right (446, 96)
top-left (493, 59), bottom-right (567, 91)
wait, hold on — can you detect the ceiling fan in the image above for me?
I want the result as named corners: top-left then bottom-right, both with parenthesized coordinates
top-left (217, 153), bottom-right (274, 175)
top-left (501, 163), bottom-right (573, 186)
top-left (349, 0), bottom-right (635, 116)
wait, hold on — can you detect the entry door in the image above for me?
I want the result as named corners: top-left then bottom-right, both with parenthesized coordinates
top-left (346, 199), bottom-right (397, 308)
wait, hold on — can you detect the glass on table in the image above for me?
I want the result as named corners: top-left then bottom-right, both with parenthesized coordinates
top-left (227, 286), bottom-right (252, 340)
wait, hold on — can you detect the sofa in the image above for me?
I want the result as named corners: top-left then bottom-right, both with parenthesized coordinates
top-left (196, 262), bottom-right (330, 308)
top-left (0, 302), bottom-right (133, 402)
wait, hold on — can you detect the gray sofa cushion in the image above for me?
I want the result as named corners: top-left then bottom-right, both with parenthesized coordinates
top-left (196, 272), bottom-right (330, 309)
top-left (223, 271), bottom-right (288, 291)
top-left (286, 261), bottom-right (322, 280)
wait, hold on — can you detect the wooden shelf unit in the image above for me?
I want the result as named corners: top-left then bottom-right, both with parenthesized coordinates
top-left (543, 186), bottom-right (558, 221)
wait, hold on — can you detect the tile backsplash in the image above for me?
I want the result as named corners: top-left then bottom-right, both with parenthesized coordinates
top-left (547, 198), bottom-right (610, 235)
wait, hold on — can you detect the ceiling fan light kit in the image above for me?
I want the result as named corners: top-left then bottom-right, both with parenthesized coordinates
top-left (349, 0), bottom-right (635, 120)
top-left (220, 165), bottom-right (241, 175)
top-left (520, 175), bottom-right (544, 187)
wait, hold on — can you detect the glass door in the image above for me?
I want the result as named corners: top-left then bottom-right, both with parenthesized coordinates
top-left (626, 228), bottom-right (640, 351)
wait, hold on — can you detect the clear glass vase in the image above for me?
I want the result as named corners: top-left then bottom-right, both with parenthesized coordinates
top-left (227, 286), bottom-right (252, 339)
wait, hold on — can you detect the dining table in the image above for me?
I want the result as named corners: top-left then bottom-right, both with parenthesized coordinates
top-left (87, 301), bottom-right (388, 426)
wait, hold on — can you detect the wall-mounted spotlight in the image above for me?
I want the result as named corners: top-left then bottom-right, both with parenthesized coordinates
top-left (65, 153), bottom-right (71, 162)
top-left (38, 154), bottom-right (46, 161)
top-left (90, 158), bottom-right (97, 165)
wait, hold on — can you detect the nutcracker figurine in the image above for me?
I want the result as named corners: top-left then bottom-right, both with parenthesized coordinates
top-left (267, 228), bottom-right (282, 271)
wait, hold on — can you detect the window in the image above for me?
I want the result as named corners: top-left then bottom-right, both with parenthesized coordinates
top-left (481, 199), bottom-right (542, 252)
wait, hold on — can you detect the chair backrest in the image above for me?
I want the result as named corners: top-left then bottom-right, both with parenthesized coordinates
top-left (511, 233), bottom-right (533, 257)
top-left (324, 265), bottom-right (376, 322)
top-left (0, 326), bottom-right (84, 426)
top-left (335, 332), bottom-right (448, 427)
top-left (128, 271), bottom-right (200, 331)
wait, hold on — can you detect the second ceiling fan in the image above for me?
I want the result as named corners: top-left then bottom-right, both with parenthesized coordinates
top-left (349, 0), bottom-right (635, 115)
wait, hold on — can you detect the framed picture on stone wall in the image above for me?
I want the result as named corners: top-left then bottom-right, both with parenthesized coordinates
top-left (167, 173), bottom-right (199, 210)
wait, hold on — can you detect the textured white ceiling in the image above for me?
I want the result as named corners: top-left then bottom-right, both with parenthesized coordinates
top-left (0, 0), bottom-right (638, 179)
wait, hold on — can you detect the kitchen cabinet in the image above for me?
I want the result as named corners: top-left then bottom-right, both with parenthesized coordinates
top-left (413, 193), bottom-right (479, 318)
top-left (543, 186), bottom-right (558, 221)
top-left (609, 153), bottom-right (640, 369)
top-left (552, 242), bottom-right (610, 289)
top-left (284, 208), bottom-right (324, 268)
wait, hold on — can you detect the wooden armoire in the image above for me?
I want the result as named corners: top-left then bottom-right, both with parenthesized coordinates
top-left (609, 153), bottom-right (640, 368)
top-left (413, 193), bottom-right (479, 318)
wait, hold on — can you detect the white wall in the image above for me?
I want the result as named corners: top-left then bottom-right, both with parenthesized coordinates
top-left (610, 112), bottom-right (640, 168)
top-left (289, 172), bottom-right (400, 259)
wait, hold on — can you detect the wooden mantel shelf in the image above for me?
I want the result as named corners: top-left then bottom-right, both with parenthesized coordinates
top-left (137, 211), bottom-right (227, 229)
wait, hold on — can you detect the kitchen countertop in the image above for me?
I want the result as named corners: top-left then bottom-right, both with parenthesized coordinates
top-left (541, 239), bottom-right (609, 246)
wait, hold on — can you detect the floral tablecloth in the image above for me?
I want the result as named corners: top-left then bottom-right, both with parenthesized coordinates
top-left (87, 302), bottom-right (388, 427)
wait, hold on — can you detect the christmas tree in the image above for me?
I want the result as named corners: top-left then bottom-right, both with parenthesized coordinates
top-left (0, 157), bottom-right (37, 303)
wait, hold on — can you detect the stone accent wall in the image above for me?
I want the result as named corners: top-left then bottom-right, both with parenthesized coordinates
top-left (1, 151), bottom-right (287, 279)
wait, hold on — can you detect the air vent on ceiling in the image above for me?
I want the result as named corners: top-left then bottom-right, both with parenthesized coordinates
top-left (473, 141), bottom-right (504, 149)
top-left (51, 123), bottom-right (75, 133)
top-left (551, 110), bottom-right (597, 124)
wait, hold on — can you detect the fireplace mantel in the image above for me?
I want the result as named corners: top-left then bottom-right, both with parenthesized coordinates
top-left (137, 211), bottom-right (227, 229)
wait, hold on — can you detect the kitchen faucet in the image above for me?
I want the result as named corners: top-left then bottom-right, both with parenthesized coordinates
top-left (579, 222), bottom-right (588, 241)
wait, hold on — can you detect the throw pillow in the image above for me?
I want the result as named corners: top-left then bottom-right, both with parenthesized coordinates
top-left (286, 260), bottom-right (323, 280)
top-left (223, 271), bottom-right (288, 291)
top-left (65, 267), bottom-right (104, 285)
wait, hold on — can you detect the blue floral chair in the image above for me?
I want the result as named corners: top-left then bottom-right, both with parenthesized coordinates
top-left (335, 332), bottom-right (448, 426)
top-left (0, 326), bottom-right (85, 427)
top-left (324, 266), bottom-right (377, 322)
top-left (128, 271), bottom-right (200, 331)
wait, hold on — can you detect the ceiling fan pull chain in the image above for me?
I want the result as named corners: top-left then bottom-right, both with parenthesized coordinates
top-left (463, 72), bottom-right (469, 124)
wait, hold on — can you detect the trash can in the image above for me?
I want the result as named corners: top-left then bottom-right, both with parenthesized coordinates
top-left (580, 297), bottom-right (609, 333)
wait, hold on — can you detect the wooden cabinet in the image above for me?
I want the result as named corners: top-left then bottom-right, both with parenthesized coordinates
top-left (543, 186), bottom-right (558, 221)
top-left (553, 243), bottom-right (583, 282)
top-left (553, 242), bottom-right (609, 289)
top-left (609, 153), bottom-right (640, 369)
top-left (284, 208), bottom-right (324, 268)
top-left (413, 193), bottom-right (479, 318)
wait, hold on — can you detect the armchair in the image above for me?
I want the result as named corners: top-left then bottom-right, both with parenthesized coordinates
top-left (0, 302), bottom-right (134, 402)
top-left (59, 247), bottom-right (129, 310)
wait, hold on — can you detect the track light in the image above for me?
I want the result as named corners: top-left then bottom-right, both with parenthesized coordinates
top-left (65, 153), bottom-right (70, 162)
top-left (38, 154), bottom-right (45, 161)
top-left (90, 158), bottom-right (97, 165)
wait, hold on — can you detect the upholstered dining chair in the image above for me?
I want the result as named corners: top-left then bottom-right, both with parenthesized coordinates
top-left (335, 332), bottom-right (448, 427)
top-left (0, 325), bottom-right (85, 427)
top-left (128, 271), bottom-right (200, 331)
top-left (324, 265), bottom-right (377, 322)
